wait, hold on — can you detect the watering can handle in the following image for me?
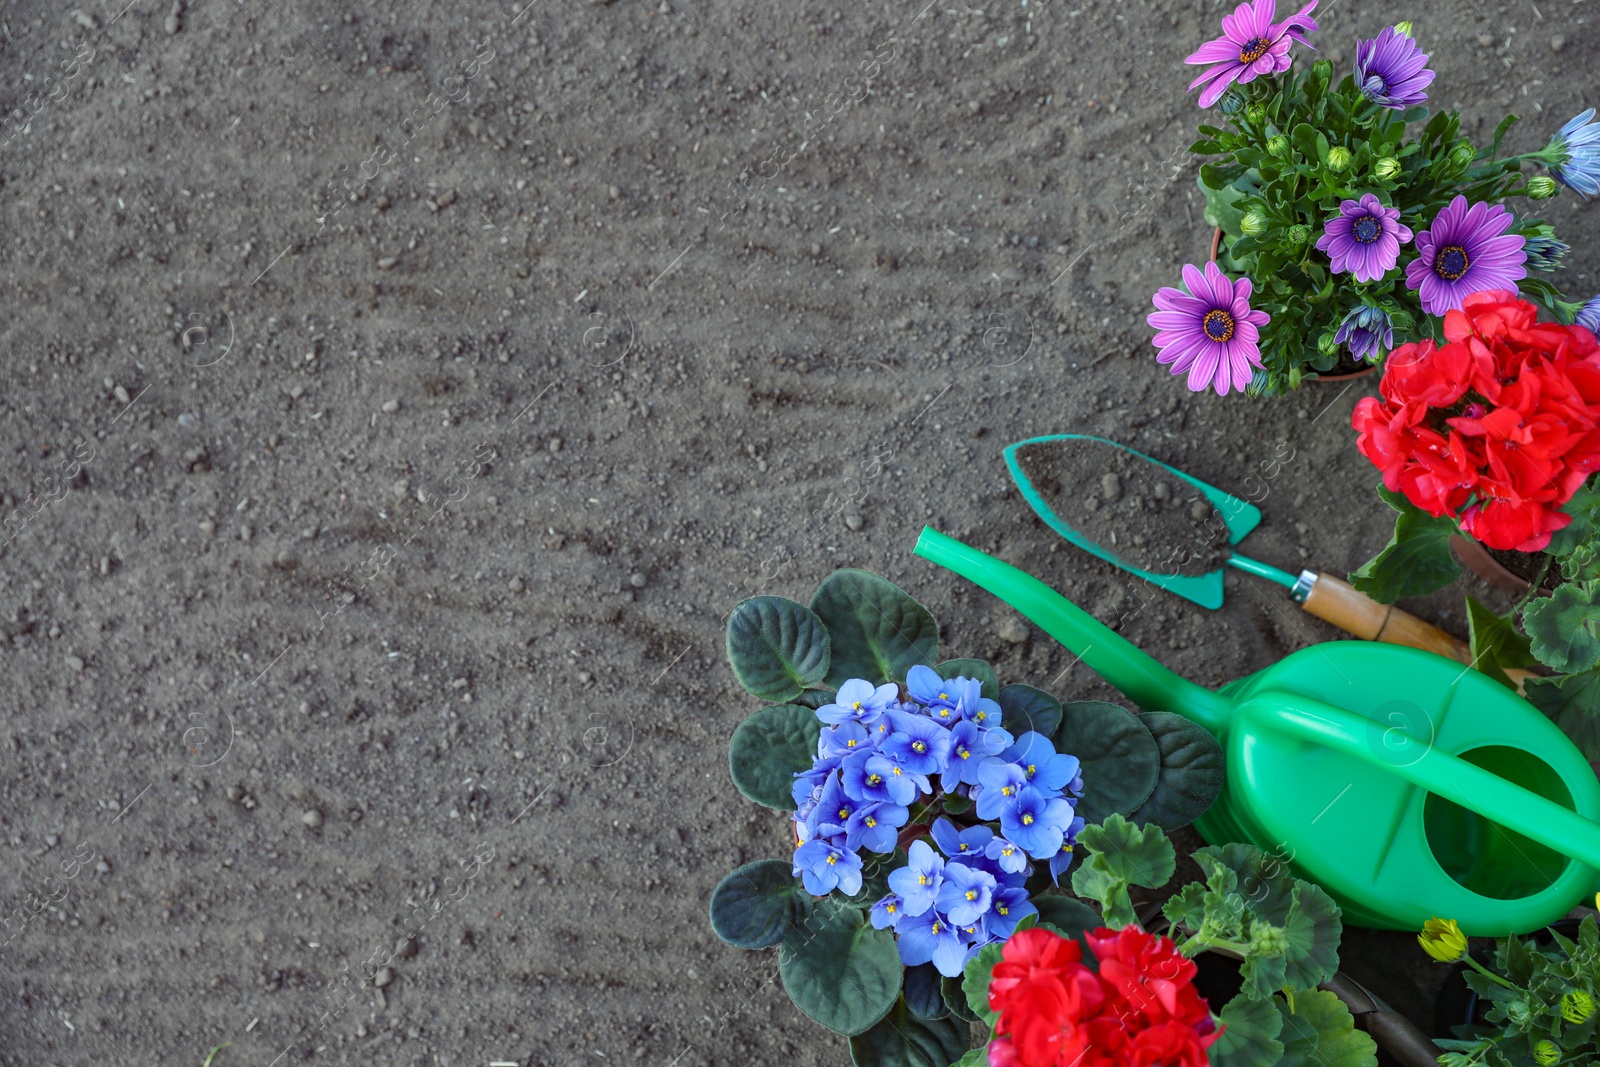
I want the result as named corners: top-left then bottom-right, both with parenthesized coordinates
top-left (1242, 694), bottom-right (1600, 874)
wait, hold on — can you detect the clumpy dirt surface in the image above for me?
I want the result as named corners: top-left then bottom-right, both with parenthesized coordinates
top-left (1, 0), bottom-right (1594, 1064)
top-left (1012, 436), bottom-right (1231, 576)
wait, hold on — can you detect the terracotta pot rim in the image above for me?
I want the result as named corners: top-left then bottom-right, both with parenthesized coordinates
top-left (1449, 534), bottom-right (1557, 596)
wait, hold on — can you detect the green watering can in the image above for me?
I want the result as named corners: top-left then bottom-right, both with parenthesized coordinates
top-left (915, 527), bottom-right (1600, 936)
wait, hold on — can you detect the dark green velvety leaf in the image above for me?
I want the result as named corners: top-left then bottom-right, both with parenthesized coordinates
top-left (779, 899), bottom-right (903, 1035)
top-left (710, 860), bottom-right (810, 949)
top-left (961, 940), bottom-right (1005, 1025)
top-left (1348, 487), bottom-right (1462, 603)
top-left (849, 998), bottom-right (970, 1067)
top-left (1526, 668), bottom-right (1600, 762)
top-left (903, 963), bottom-right (948, 1020)
top-left (1209, 993), bottom-right (1286, 1067)
top-left (1466, 595), bottom-right (1538, 690)
top-left (1278, 881), bottom-right (1342, 991)
top-left (729, 703), bottom-right (822, 809)
top-left (937, 658), bottom-right (998, 701)
top-left (1129, 712), bottom-right (1225, 830)
top-left (811, 569), bottom-right (939, 687)
top-left (791, 689), bottom-right (834, 710)
top-left (1276, 988), bottom-right (1378, 1067)
top-left (726, 595), bottom-right (832, 701)
top-left (948, 1050), bottom-right (985, 1067)
top-left (943, 975), bottom-right (980, 1024)
top-left (1056, 700), bottom-right (1161, 823)
top-left (1524, 581), bottom-right (1600, 674)
top-left (1033, 895), bottom-right (1101, 942)
top-left (1000, 684), bottom-right (1063, 739)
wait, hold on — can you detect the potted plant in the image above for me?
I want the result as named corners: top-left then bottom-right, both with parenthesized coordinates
top-left (1150, 3), bottom-right (1594, 395)
top-left (707, 570), bottom-right (1227, 1065)
top-left (1347, 290), bottom-right (1600, 769)
top-left (955, 815), bottom-right (1379, 1067)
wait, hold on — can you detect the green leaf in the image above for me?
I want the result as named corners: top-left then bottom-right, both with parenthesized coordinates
top-left (1198, 172), bottom-right (1251, 236)
top-left (1209, 993), bottom-right (1286, 1067)
top-left (1466, 595), bottom-right (1538, 690)
top-left (1240, 947), bottom-right (1289, 1001)
top-left (1275, 988), bottom-right (1379, 1067)
top-left (1278, 881), bottom-right (1343, 991)
top-left (961, 940), bottom-right (1005, 1025)
top-left (903, 963), bottom-right (948, 1020)
top-left (937, 658), bottom-right (998, 701)
top-left (1129, 712), bottom-right (1225, 830)
top-left (709, 860), bottom-right (810, 949)
top-left (1524, 580), bottom-right (1600, 674)
top-left (779, 899), bottom-right (903, 1035)
top-left (1070, 814), bottom-right (1176, 927)
top-left (1348, 486), bottom-right (1462, 604)
top-left (849, 998), bottom-right (970, 1067)
top-left (1033, 895), bottom-right (1101, 941)
top-left (1194, 843), bottom-right (1295, 925)
top-left (726, 596), bottom-right (832, 701)
top-left (729, 703), bottom-right (822, 809)
top-left (999, 684), bottom-right (1064, 739)
top-left (811, 569), bottom-right (940, 688)
top-left (948, 1050), bottom-right (985, 1067)
top-left (1526, 667), bottom-right (1600, 763)
top-left (1547, 482), bottom-right (1600, 559)
top-left (943, 975), bottom-right (981, 1023)
top-left (1055, 701), bottom-right (1161, 824)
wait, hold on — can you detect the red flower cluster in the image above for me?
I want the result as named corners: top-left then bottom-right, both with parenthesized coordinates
top-left (987, 926), bottom-right (1219, 1067)
top-left (1352, 291), bottom-right (1600, 551)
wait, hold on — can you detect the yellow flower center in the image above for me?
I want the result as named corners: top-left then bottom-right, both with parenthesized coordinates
top-left (826, 854), bottom-right (838, 866)
top-left (939, 692), bottom-right (948, 701)
top-left (838, 807), bottom-right (850, 819)
top-left (912, 741), bottom-right (926, 753)
top-left (997, 905), bottom-right (1009, 915)
top-left (846, 739), bottom-right (857, 747)
top-left (1022, 813), bottom-right (1034, 825)
top-left (930, 922), bottom-right (942, 934)
top-left (851, 701), bottom-right (862, 710)
top-left (867, 774), bottom-right (882, 786)
top-left (1001, 786), bottom-right (1013, 796)
top-left (919, 874), bottom-right (929, 886)
top-left (886, 903), bottom-right (897, 914)
top-left (1026, 763), bottom-right (1036, 776)
top-left (965, 890), bottom-right (977, 901)
top-left (864, 816), bottom-right (877, 828)
top-left (958, 748), bottom-right (970, 760)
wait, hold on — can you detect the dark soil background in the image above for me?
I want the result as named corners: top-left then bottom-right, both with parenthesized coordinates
top-left (1, 0), bottom-right (1595, 1064)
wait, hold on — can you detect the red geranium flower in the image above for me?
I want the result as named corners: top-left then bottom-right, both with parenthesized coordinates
top-left (1352, 290), bottom-right (1600, 551)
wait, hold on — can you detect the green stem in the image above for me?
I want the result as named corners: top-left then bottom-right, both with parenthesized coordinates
top-left (1463, 953), bottom-right (1519, 990)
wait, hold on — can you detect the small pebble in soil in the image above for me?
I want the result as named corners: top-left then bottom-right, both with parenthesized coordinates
top-left (381, 399), bottom-right (400, 413)
top-left (65, 654), bottom-right (85, 672)
top-left (843, 511), bottom-right (864, 531)
top-left (1551, 34), bottom-right (1566, 52)
top-left (96, 860), bottom-right (111, 874)
top-left (508, 577), bottom-right (525, 592)
top-left (629, 573), bottom-right (648, 588)
top-left (227, 784), bottom-right (245, 802)
top-left (373, 967), bottom-right (394, 988)
top-left (301, 809), bottom-right (323, 829)
top-left (1100, 473), bottom-right (1122, 502)
top-left (994, 614), bottom-right (1029, 644)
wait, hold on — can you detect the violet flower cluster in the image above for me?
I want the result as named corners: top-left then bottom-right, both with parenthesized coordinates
top-left (790, 667), bottom-right (1085, 977)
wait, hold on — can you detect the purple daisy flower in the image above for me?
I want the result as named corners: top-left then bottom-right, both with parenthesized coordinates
top-left (1403, 196), bottom-right (1528, 315)
top-left (1315, 193), bottom-right (1412, 282)
top-left (1148, 262), bottom-right (1270, 396)
top-left (1333, 305), bottom-right (1393, 363)
top-left (1185, 0), bottom-right (1319, 110)
top-left (1548, 109), bottom-right (1600, 198)
top-left (1353, 26), bottom-right (1435, 109)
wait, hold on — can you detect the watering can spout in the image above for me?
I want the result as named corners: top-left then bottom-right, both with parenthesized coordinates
top-left (915, 527), bottom-right (1232, 733)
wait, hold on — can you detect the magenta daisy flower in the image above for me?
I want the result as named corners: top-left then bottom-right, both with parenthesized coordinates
top-left (1354, 26), bottom-right (1435, 109)
top-left (1148, 263), bottom-right (1270, 396)
top-left (1186, 0), bottom-right (1320, 110)
top-left (1403, 196), bottom-right (1528, 315)
top-left (1315, 194), bottom-right (1412, 283)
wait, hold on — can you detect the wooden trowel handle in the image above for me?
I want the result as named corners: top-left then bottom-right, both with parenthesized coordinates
top-left (1300, 572), bottom-right (1471, 662)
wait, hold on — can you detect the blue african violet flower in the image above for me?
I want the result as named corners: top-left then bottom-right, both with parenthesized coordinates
top-left (1003, 731), bottom-right (1082, 793)
top-left (817, 678), bottom-right (900, 726)
top-left (870, 893), bottom-right (906, 930)
top-left (845, 801), bottom-right (908, 853)
top-left (887, 840), bottom-right (945, 916)
top-left (895, 909), bottom-right (967, 976)
top-left (1001, 785), bottom-right (1077, 859)
top-left (881, 710), bottom-right (953, 776)
top-left (840, 750), bottom-right (918, 806)
top-left (974, 759), bottom-right (1029, 820)
top-left (1550, 108), bottom-right (1600, 198)
top-left (930, 817), bottom-right (995, 862)
top-left (940, 720), bottom-right (1011, 791)
top-left (792, 838), bottom-right (863, 896)
top-left (984, 835), bottom-right (1029, 875)
top-left (904, 665), bottom-right (972, 724)
top-left (1578, 294), bottom-right (1600, 334)
top-left (1333, 305), bottom-right (1393, 363)
top-left (1048, 814), bottom-right (1088, 882)
top-left (818, 721), bottom-right (874, 759)
top-left (935, 861), bottom-right (997, 925)
top-left (987, 884), bottom-right (1036, 938)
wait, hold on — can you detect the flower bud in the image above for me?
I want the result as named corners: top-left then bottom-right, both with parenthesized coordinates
top-left (1449, 142), bottom-right (1477, 171)
top-left (1318, 332), bottom-right (1339, 357)
top-left (1374, 156), bottom-right (1402, 180)
top-left (1288, 366), bottom-right (1304, 389)
top-left (1561, 990), bottom-right (1595, 1024)
top-left (1240, 211), bottom-right (1270, 237)
top-left (1246, 368), bottom-right (1271, 397)
top-left (1219, 90), bottom-right (1244, 115)
top-left (1267, 134), bottom-right (1290, 158)
top-left (1327, 146), bottom-right (1352, 172)
top-left (1393, 21), bottom-right (1414, 38)
top-left (1533, 1040), bottom-right (1560, 1067)
top-left (1418, 917), bottom-right (1468, 962)
top-left (1286, 223), bottom-right (1310, 246)
top-left (1245, 103), bottom-right (1267, 125)
top-left (1528, 175), bottom-right (1559, 199)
